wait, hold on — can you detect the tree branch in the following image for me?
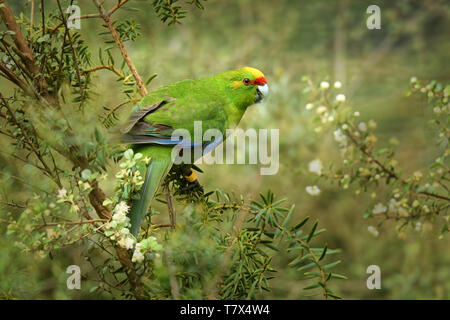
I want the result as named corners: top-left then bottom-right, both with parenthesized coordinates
top-left (0, 0), bottom-right (56, 104)
top-left (83, 65), bottom-right (125, 79)
top-left (92, 0), bottom-right (148, 97)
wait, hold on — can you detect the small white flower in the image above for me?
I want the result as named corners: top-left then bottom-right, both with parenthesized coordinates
top-left (2, 56), bottom-right (14, 69)
top-left (143, 157), bottom-right (151, 165)
top-left (433, 107), bottom-right (441, 114)
top-left (316, 106), bottom-right (327, 114)
top-left (354, 111), bottom-right (360, 117)
top-left (334, 129), bottom-right (346, 143)
top-left (82, 182), bottom-right (91, 191)
top-left (336, 94), bottom-right (346, 102)
top-left (57, 188), bottom-right (67, 199)
top-left (305, 103), bottom-right (314, 110)
top-left (415, 222), bottom-right (423, 232)
top-left (114, 201), bottom-right (129, 215)
top-left (132, 250), bottom-right (145, 263)
top-left (410, 77), bottom-right (417, 83)
top-left (320, 81), bottom-right (330, 89)
top-left (372, 203), bottom-right (387, 214)
top-left (334, 81), bottom-right (342, 88)
top-left (308, 159), bottom-right (323, 175)
top-left (112, 212), bottom-right (128, 224)
top-left (388, 198), bottom-right (399, 213)
top-left (358, 122), bottom-right (367, 132)
top-left (306, 185), bottom-right (321, 196)
top-left (118, 237), bottom-right (135, 250)
top-left (413, 171), bottom-right (423, 179)
top-left (368, 226), bottom-right (379, 237)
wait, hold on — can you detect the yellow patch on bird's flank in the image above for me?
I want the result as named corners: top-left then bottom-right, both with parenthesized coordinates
top-left (185, 171), bottom-right (197, 183)
top-left (243, 67), bottom-right (265, 79)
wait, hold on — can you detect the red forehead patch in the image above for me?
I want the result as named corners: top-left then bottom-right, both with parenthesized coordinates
top-left (252, 77), bottom-right (267, 86)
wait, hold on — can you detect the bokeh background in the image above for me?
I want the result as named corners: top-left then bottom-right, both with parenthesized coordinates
top-left (1, 0), bottom-right (449, 299)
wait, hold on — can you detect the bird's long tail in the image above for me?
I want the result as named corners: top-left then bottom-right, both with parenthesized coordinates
top-left (129, 146), bottom-right (173, 236)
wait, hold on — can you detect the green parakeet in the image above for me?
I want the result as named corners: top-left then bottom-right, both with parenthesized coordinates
top-left (123, 67), bottom-right (269, 235)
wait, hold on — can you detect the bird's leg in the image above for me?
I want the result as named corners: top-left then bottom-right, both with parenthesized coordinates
top-left (182, 166), bottom-right (204, 194)
top-left (164, 184), bottom-right (176, 228)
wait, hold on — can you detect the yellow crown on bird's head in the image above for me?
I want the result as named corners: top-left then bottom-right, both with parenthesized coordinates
top-left (242, 67), bottom-right (265, 80)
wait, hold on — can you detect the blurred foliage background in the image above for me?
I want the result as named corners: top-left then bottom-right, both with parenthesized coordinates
top-left (0, 0), bottom-right (449, 299)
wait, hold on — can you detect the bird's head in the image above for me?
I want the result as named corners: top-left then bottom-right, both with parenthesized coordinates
top-left (223, 67), bottom-right (269, 108)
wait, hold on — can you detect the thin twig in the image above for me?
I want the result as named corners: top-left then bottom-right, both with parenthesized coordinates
top-left (83, 65), bottom-right (125, 79)
top-left (0, 200), bottom-right (26, 208)
top-left (165, 185), bottom-right (176, 228)
top-left (345, 127), bottom-right (450, 202)
top-left (49, 0), bottom-right (130, 32)
top-left (37, 219), bottom-right (107, 228)
top-left (56, 0), bottom-right (85, 105)
top-left (0, 94), bottom-right (61, 187)
top-left (92, 0), bottom-right (148, 97)
top-left (29, 0), bottom-right (35, 51)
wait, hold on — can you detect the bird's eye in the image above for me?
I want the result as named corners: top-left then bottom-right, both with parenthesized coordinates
top-left (243, 78), bottom-right (250, 85)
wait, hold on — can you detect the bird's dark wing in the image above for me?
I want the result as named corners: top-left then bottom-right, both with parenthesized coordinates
top-left (122, 99), bottom-right (174, 134)
top-left (122, 98), bottom-right (201, 147)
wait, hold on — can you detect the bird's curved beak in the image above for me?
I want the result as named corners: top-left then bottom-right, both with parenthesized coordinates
top-left (255, 77), bottom-right (268, 103)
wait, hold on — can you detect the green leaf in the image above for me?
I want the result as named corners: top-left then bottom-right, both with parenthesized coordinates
top-left (89, 286), bottom-right (99, 293)
top-left (303, 271), bottom-right (322, 278)
top-left (330, 273), bottom-right (347, 280)
top-left (289, 254), bottom-right (312, 267)
top-left (292, 216), bottom-right (310, 231)
top-left (124, 149), bottom-right (134, 160)
top-left (282, 205), bottom-right (295, 229)
top-left (319, 245), bottom-right (327, 261)
top-left (327, 291), bottom-right (343, 299)
top-left (145, 73), bottom-right (158, 85)
top-left (259, 192), bottom-right (268, 205)
top-left (376, 148), bottom-right (388, 157)
top-left (323, 260), bottom-right (341, 270)
top-left (303, 283), bottom-right (321, 290)
top-left (262, 242), bottom-right (279, 252)
top-left (306, 220), bottom-right (318, 243)
top-left (298, 262), bottom-right (316, 272)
